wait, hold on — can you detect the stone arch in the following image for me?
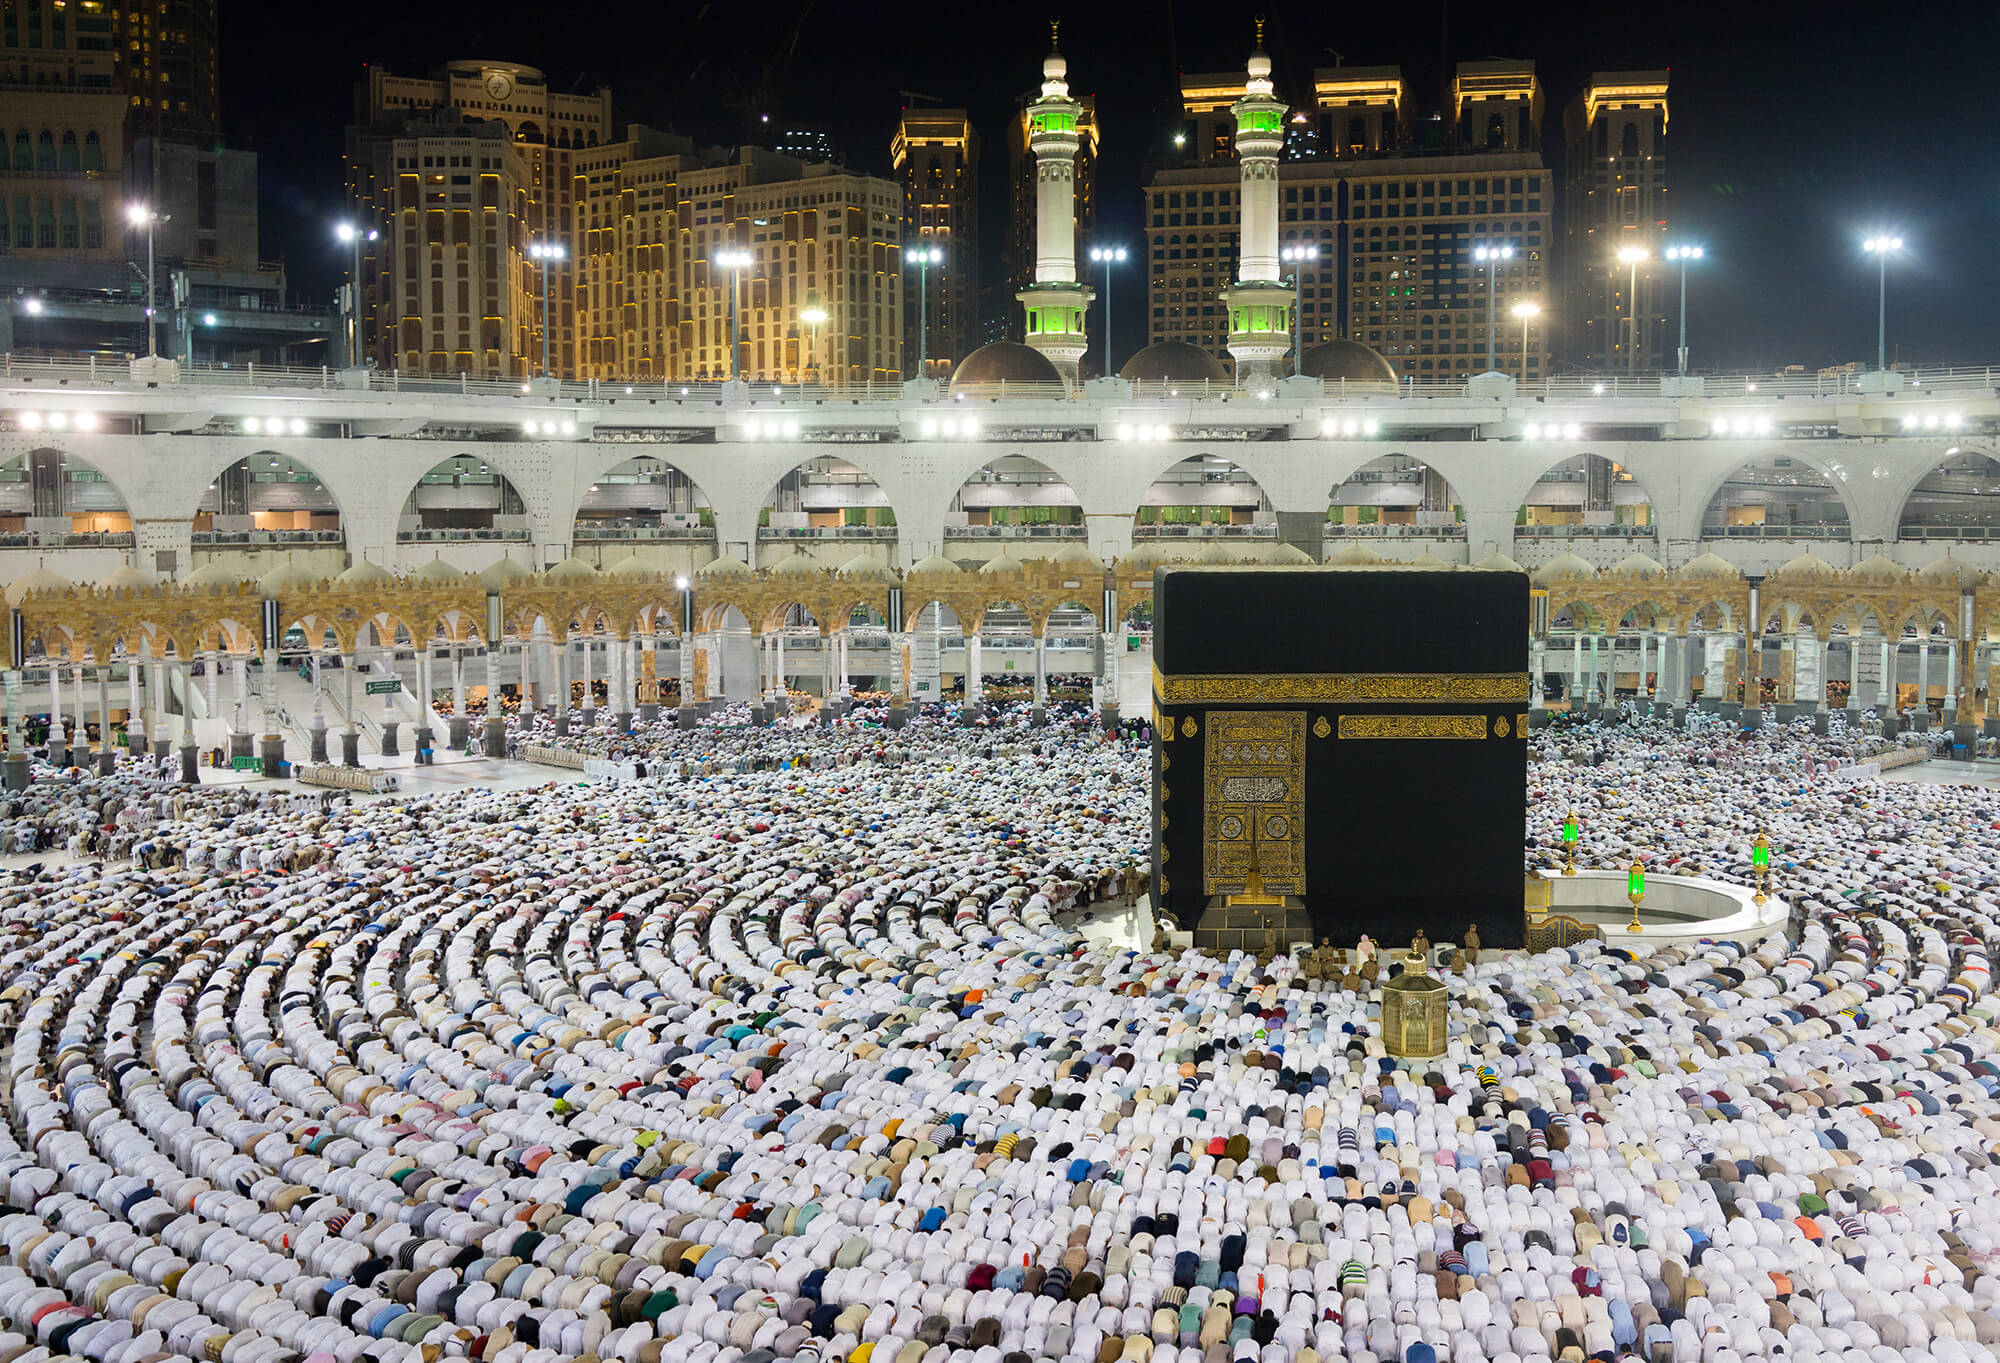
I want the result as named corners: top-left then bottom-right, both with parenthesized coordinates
top-left (402, 454), bottom-right (530, 542)
top-left (1700, 453), bottom-right (1852, 538)
top-left (199, 450), bottom-right (347, 550)
top-left (1328, 453), bottom-right (1465, 536)
top-left (758, 453), bottom-right (898, 550)
top-left (1895, 446), bottom-right (2000, 536)
top-left (952, 454), bottom-right (1082, 541)
top-left (1516, 452), bottom-right (1654, 533)
top-left (572, 454), bottom-right (715, 543)
top-left (0, 446), bottom-right (135, 539)
top-left (1136, 452), bottom-right (1272, 537)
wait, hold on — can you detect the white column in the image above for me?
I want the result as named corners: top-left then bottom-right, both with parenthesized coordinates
top-left (50, 659), bottom-right (62, 738)
top-left (202, 649), bottom-right (218, 731)
top-left (180, 660), bottom-right (196, 743)
top-left (1877, 639), bottom-right (1892, 710)
top-left (555, 642), bottom-right (569, 720)
top-left (1587, 636), bottom-right (1600, 705)
top-left (1945, 640), bottom-right (1959, 715)
top-left (967, 634), bottom-right (983, 706)
top-left (1918, 643), bottom-right (1931, 719)
top-left (580, 634), bottom-right (594, 713)
top-left (1637, 633), bottom-right (1652, 705)
top-left (232, 654), bottom-right (248, 732)
top-left (776, 631), bottom-right (787, 703)
top-left (1570, 633), bottom-right (1583, 709)
top-left (487, 645), bottom-right (500, 719)
top-left (452, 650), bottom-right (466, 718)
top-left (1530, 638), bottom-right (1545, 708)
top-left (1034, 631), bottom-right (1048, 711)
top-left (311, 653), bottom-right (323, 717)
top-left (127, 653), bottom-right (142, 746)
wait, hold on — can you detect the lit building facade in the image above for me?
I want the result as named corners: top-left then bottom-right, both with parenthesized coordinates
top-left (351, 65), bottom-right (901, 383)
top-left (1562, 72), bottom-right (1670, 372)
top-left (891, 110), bottom-right (977, 379)
top-left (107, 0), bottom-right (216, 138)
top-left (1146, 59), bottom-right (1553, 382)
top-left (0, 35), bottom-right (122, 269)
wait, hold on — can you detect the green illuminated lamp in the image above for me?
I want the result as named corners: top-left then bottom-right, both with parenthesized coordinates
top-left (1751, 831), bottom-right (1771, 904)
top-left (1625, 858), bottom-right (1646, 933)
top-left (1560, 809), bottom-right (1579, 876)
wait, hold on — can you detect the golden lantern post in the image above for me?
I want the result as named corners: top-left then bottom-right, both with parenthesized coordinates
top-left (1561, 808), bottom-right (1580, 876)
top-left (1750, 832), bottom-right (1771, 905)
top-left (1626, 859), bottom-right (1646, 933)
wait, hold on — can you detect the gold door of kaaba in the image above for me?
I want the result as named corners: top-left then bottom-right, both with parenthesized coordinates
top-left (1202, 710), bottom-right (1306, 897)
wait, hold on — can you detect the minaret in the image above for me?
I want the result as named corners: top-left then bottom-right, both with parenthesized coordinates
top-left (1017, 24), bottom-right (1093, 385)
top-left (1220, 20), bottom-right (1293, 383)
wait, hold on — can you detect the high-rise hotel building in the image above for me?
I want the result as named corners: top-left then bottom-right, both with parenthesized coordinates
top-left (1147, 60), bottom-right (1552, 382)
top-left (347, 60), bottom-right (902, 383)
top-left (1562, 72), bottom-right (1670, 372)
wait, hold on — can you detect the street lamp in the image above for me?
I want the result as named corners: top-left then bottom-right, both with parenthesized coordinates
top-left (1616, 245), bottom-right (1649, 377)
top-left (1663, 244), bottom-right (1703, 376)
top-left (1510, 301), bottom-right (1541, 382)
top-left (800, 304), bottom-right (827, 386)
top-left (335, 221), bottom-right (378, 368)
top-left (1280, 243), bottom-right (1319, 375)
top-left (1088, 245), bottom-right (1127, 377)
top-left (528, 240), bottom-right (568, 379)
top-left (713, 248), bottom-right (752, 382)
top-left (1863, 235), bottom-right (1904, 373)
top-left (1473, 243), bottom-right (1515, 372)
top-left (906, 244), bottom-right (943, 381)
top-left (126, 202), bottom-right (168, 359)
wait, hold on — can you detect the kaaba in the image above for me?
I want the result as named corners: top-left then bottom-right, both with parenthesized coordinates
top-left (1151, 566), bottom-right (1529, 949)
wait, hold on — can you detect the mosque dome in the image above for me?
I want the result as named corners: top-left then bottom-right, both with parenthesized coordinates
top-left (1324, 542), bottom-right (1384, 566)
top-left (1271, 543), bottom-right (1314, 564)
top-left (770, 552), bottom-right (823, 578)
top-left (102, 563), bottom-right (161, 593)
top-left (1120, 542), bottom-right (1170, 569)
top-left (1919, 553), bottom-right (1985, 587)
top-left (695, 554), bottom-right (754, 579)
top-left (1052, 543), bottom-right (1104, 572)
top-left (7, 564), bottom-right (71, 604)
top-left (1532, 552), bottom-right (1597, 585)
top-left (1844, 554), bottom-right (1907, 585)
top-left (542, 557), bottom-right (597, 582)
top-left (980, 552), bottom-right (1026, 576)
top-left (1675, 552), bottom-right (1739, 581)
top-left (334, 559), bottom-right (393, 589)
top-left (1393, 547), bottom-right (1454, 570)
top-left (1611, 553), bottom-right (1667, 579)
top-left (949, 342), bottom-right (1062, 391)
top-left (1770, 551), bottom-right (1839, 584)
top-left (1472, 551), bottom-right (1524, 573)
top-left (838, 554), bottom-right (895, 581)
top-left (1195, 540), bottom-right (1240, 565)
top-left (605, 555), bottom-right (659, 578)
top-left (1298, 339), bottom-right (1397, 386)
top-left (1118, 341), bottom-right (1229, 387)
top-left (409, 557), bottom-right (468, 585)
top-left (908, 553), bottom-right (962, 575)
top-left (479, 557), bottom-right (533, 591)
top-left (183, 561), bottom-right (250, 590)
top-left (257, 560), bottom-right (314, 597)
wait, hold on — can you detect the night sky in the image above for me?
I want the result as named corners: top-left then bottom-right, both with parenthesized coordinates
top-left (234, 0), bottom-right (2000, 373)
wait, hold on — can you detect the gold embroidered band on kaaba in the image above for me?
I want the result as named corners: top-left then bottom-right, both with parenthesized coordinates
top-left (1154, 671), bottom-right (1530, 706)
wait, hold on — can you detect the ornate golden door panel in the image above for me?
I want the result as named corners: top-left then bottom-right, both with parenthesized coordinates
top-left (1202, 709), bottom-right (1305, 897)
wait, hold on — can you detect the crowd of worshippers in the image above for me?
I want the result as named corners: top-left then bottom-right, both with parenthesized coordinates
top-left (0, 705), bottom-right (1999, 1362)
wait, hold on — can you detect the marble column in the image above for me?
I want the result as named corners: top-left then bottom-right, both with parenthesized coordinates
top-left (579, 634), bottom-right (596, 729)
top-left (1, 671), bottom-right (25, 789)
top-left (48, 658), bottom-right (65, 765)
top-left (553, 642), bottom-right (569, 736)
top-left (178, 658), bottom-right (199, 782)
top-left (965, 634), bottom-right (983, 720)
top-left (1031, 630), bottom-right (1048, 725)
top-left (1570, 633), bottom-right (1583, 712)
top-left (309, 653), bottom-right (328, 764)
top-left (1916, 643), bottom-right (1932, 731)
top-left (340, 653), bottom-right (359, 766)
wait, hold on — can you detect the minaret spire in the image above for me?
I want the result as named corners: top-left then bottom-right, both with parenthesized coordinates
top-left (1016, 28), bottom-right (1094, 387)
top-left (1220, 20), bottom-right (1293, 383)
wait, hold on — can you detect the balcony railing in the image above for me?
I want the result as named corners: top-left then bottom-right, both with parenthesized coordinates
top-left (1324, 523), bottom-right (1468, 538)
top-left (1514, 524), bottom-right (1659, 538)
top-left (192, 528), bottom-right (343, 545)
top-left (1131, 524), bottom-right (1279, 539)
top-left (943, 524), bottom-right (1087, 539)
top-left (397, 527), bottom-right (530, 542)
top-left (0, 529), bottom-right (132, 547)
top-left (757, 525), bottom-right (898, 539)
top-left (1699, 524), bottom-right (1851, 539)
top-left (572, 522), bottom-right (715, 541)
top-left (1898, 525), bottom-right (2000, 541)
